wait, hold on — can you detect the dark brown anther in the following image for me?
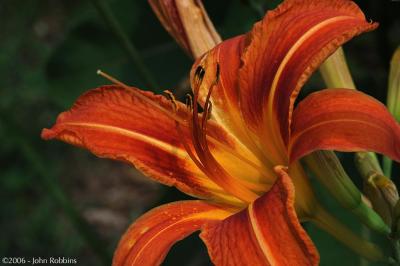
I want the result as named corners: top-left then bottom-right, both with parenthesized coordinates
top-left (206, 101), bottom-right (212, 120)
top-left (163, 90), bottom-right (178, 112)
top-left (195, 66), bottom-right (206, 83)
top-left (185, 94), bottom-right (193, 111)
top-left (215, 63), bottom-right (220, 85)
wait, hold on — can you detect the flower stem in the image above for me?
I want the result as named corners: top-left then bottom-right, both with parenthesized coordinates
top-left (320, 47), bottom-right (356, 89)
top-left (390, 237), bottom-right (400, 264)
top-left (383, 47), bottom-right (400, 178)
top-left (91, 0), bottom-right (159, 90)
top-left (310, 204), bottom-right (385, 262)
top-left (383, 157), bottom-right (393, 179)
top-left (355, 152), bottom-right (384, 177)
top-left (303, 151), bottom-right (389, 234)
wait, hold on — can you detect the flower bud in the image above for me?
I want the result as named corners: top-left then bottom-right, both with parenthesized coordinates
top-left (354, 152), bottom-right (399, 227)
top-left (387, 46), bottom-right (400, 121)
top-left (148, 0), bottom-right (221, 58)
top-left (319, 47), bottom-right (356, 89)
top-left (303, 151), bottom-right (389, 234)
top-left (363, 173), bottom-right (399, 227)
top-left (383, 47), bottom-right (400, 177)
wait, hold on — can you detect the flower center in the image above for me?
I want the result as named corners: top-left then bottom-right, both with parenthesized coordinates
top-left (174, 65), bottom-right (274, 204)
top-left (97, 69), bottom-right (272, 206)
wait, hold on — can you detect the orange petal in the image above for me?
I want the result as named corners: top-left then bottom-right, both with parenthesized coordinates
top-left (190, 37), bottom-right (247, 138)
top-left (191, 37), bottom-right (277, 165)
top-left (289, 89), bottom-right (400, 162)
top-left (200, 166), bottom-right (319, 266)
top-left (238, 0), bottom-right (377, 146)
top-left (113, 200), bottom-right (233, 266)
top-left (41, 85), bottom-right (241, 204)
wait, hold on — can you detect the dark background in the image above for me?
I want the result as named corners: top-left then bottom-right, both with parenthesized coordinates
top-left (0, 0), bottom-right (399, 265)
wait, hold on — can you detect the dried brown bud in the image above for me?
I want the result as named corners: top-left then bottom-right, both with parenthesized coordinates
top-left (148, 0), bottom-right (221, 58)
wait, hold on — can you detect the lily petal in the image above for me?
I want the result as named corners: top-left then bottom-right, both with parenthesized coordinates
top-left (191, 36), bottom-right (248, 140)
top-left (238, 0), bottom-right (377, 146)
top-left (200, 166), bottom-right (319, 266)
top-left (289, 89), bottom-right (400, 162)
top-left (41, 85), bottom-right (243, 204)
top-left (191, 37), bottom-right (279, 165)
top-left (113, 200), bottom-right (233, 266)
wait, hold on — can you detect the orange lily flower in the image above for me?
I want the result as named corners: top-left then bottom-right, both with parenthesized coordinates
top-left (42, 0), bottom-right (400, 265)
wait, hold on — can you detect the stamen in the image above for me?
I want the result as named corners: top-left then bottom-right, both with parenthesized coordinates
top-left (206, 102), bottom-right (212, 120)
top-left (97, 69), bottom-right (271, 193)
top-left (163, 90), bottom-right (179, 112)
top-left (201, 64), bottom-right (218, 129)
top-left (163, 88), bottom-right (206, 173)
top-left (202, 92), bottom-right (213, 130)
top-left (175, 121), bottom-right (206, 173)
top-left (194, 65), bottom-right (206, 84)
top-left (215, 63), bottom-right (220, 84)
top-left (188, 64), bottom-right (260, 203)
top-left (96, 70), bottom-right (185, 125)
top-left (185, 94), bottom-right (193, 111)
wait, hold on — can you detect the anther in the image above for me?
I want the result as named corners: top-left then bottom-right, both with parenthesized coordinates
top-left (206, 102), bottom-right (212, 120)
top-left (195, 66), bottom-right (206, 82)
top-left (185, 94), bottom-right (193, 111)
top-left (214, 63), bottom-right (220, 85)
top-left (96, 69), bottom-right (185, 125)
top-left (163, 90), bottom-right (179, 113)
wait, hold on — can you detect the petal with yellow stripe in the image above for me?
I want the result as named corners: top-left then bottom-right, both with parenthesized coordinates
top-left (289, 89), bottom-right (400, 162)
top-left (42, 85), bottom-right (244, 204)
top-left (239, 0), bottom-right (377, 146)
top-left (200, 166), bottom-right (319, 266)
top-left (112, 200), bottom-right (233, 266)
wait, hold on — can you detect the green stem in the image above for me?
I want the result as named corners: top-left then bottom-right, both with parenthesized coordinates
top-left (91, 0), bottom-right (159, 90)
top-left (355, 152), bottom-right (384, 177)
top-left (320, 47), bottom-right (356, 89)
top-left (360, 226), bottom-right (371, 266)
top-left (2, 116), bottom-right (111, 265)
top-left (311, 204), bottom-right (385, 262)
top-left (303, 151), bottom-right (389, 234)
top-left (355, 152), bottom-right (399, 234)
top-left (390, 238), bottom-right (400, 264)
top-left (383, 151), bottom-right (394, 178)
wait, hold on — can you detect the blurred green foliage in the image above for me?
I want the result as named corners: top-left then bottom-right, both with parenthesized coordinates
top-left (0, 0), bottom-right (399, 265)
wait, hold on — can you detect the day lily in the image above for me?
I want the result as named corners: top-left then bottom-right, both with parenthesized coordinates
top-left (42, 0), bottom-right (400, 265)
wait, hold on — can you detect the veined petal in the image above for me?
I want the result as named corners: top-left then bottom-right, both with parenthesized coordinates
top-left (238, 0), bottom-right (377, 147)
top-left (41, 85), bottom-right (244, 204)
top-left (191, 36), bottom-right (243, 121)
top-left (289, 89), bottom-right (400, 162)
top-left (191, 38), bottom-right (279, 167)
top-left (200, 166), bottom-right (319, 266)
top-left (113, 200), bottom-right (233, 266)
top-left (191, 37), bottom-right (248, 140)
